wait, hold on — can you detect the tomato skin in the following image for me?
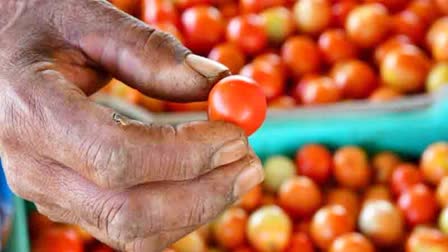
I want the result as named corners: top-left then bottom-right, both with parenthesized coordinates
top-left (364, 0), bottom-right (407, 12)
top-left (391, 10), bottom-right (425, 44)
top-left (261, 7), bottom-right (295, 44)
top-left (329, 233), bottom-right (375, 252)
top-left (407, 0), bottom-right (441, 25)
top-left (295, 144), bottom-right (332, 184)
top-left (278, 176), bottom-right (322, 218)
top-left (32, 226), bottom-right (84, 252)
top-left (240, 62), bottom-right (285, 101)
top-left (326, 188), bottom-right (360, 221)
top-left (226, 15), bottom-right (268, 54)
top-left (398, 184), bottom-right (439, 226)
top-left (374, 35), bottom-right (412, 65)
top-left (212, 208), bottom-right (248, 249)
top-left (28, 212), bottom-right (54, 240)
top-left (435, 0), bottom-right (448, 15)
top-left (269, 96), bottom-right (296, 109)
top-left (421, 142), bottom-right (448, 185)
top-left (181, 6), bottom-right (225, 54)
top-left (110, 0), bottom-right (140, 15)
top-left (426, 62), bottom-right (448, 93)
top-left (286, 232), bottom-right (315, 252)
top-left (141, 0), bottom-right (178, 26)
top-left (372, 151), bottom-right (402, 184)
top-left (406, 227), bottom-right (448, 252)
top-left (300, 76), bottom-right (341, 105)
top-left (293, 0), bottom-right (331, 34)
top-left (174, 0), bottom-right (210, 10)
top-left (390, 163), bottom-right (423, 196)
top-left (281, 36), bottom-right (321, 77)
top-left (208, 75), bottom-right (267, 136)
top-left (238, 185), bottom-right (263, 212)
top-left (331, 0), bottom-right (359, 28)
top-left (172, 231), bottom-right (207, 252)
top-left (333, 146), bottom-right (371, 190)
top-left (437, 177), bottom-right (448, 208)
top-left (369, 86), bottom-right (402, 102)
top-left (318, 29), bottom-right (358, 65)
top-left (208, 43), bottom-right (245, 74)
top-left (363, 184), bottom-right (393, 204)
top-left (240, 0), bottom-right (285, 14)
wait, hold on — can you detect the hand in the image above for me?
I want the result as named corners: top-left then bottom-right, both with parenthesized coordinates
top-left (0, 0), bottom-right (263, 251)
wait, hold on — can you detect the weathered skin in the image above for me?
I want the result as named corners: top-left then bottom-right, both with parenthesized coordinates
top-left (0, 0), bottom-right (264, 251)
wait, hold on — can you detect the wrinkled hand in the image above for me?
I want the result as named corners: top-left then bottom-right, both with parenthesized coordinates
top-left (0, 0), bottom-right (263, 251)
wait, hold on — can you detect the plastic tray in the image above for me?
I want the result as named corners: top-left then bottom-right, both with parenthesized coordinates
top-left (5, 90), bottom-right (448, 252)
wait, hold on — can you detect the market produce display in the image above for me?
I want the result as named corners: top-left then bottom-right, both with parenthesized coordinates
top-left (29, 142), bottom-right (448, 251)
top-left (102, 0), bottom-right (448, 112)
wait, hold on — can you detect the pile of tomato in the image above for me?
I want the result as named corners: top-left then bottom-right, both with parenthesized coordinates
top-left (102, 0), bottom-right (448, 112)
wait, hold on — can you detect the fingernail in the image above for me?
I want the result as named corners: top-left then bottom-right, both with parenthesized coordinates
top-left (233, 160), bottom-right (264, 198)
top-left (211, 140), bottom-right (247, 169)
top-left (186, 54), bottom-right (231, 83)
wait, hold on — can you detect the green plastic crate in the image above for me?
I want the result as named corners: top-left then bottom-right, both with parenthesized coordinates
top-left (5, 93), bottom-right (448, 252)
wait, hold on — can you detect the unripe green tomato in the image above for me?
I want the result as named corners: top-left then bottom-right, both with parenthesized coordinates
top-left (263, 155), bottom-right (296, 192)
top-left (426, 63), bottom-right (448, 92)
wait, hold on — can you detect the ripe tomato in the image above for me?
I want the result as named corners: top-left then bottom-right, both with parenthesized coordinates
top-left (240, 62), bottom-right (285, 101)
top-left (28, 212), bottom-right (54, 239)
top-left (421, 142), bottom-right (448, 185)
top-left (166, 101), bottom-right (207, 112)
top-left (333, 146), bottom-right (371, 189)
top-left (141, 0), bottom-right (178, 26)
top-left (310, 205), bottom-right (355, 250)
top-left (91, 244), bottom-right (114, 252)
top-left (407, 0), bottom-right (441, 25)
top-left (32, 226), bottom-right (84, 252)
top-left (435, 0), bottom-right (448, 15)
top-left (174, 0), bottom-right (210, 10)
top-left (426, 62), bottom-right (448, 92)
top-left (226, 14), bottom-right (268, 54)
top-left (381, 44), bottom-right (431, 93)
top-left (294, 219), bottom-right (312, 234)
top-left (253, 53), bottom-right (287, 78)
top-left (208, 75), bottom-right (267, 136)
top-left (152, 22), bottom-right (184, 43)
top-left (363, 184), bottom-right (392, 204)
top-left (318, 29), bottom-right (358, 65)
top-left (430, 27), bottom-right (448, 62)
top-left (331, 0), bottom-right (359, 28)
top-left (437, 177), bottom-right (448, 207)
top-left (261, 7), bottom-right (295, 44)
top-left (368, 86), bottom-right (402, 102)
top-left (263, 156), bottom-right (297, 193)
top-left (398, 184), bottom-right (439, 226)
top-left (329, 233), bottom-right (375, 252)
top-left (330, 60), bottom-right (378, 99)
top-left (300, 76), bottom-right (342, 105)
top-left (218, 1), bottom-right (239, 19)
top-left (426, 17), bottom-right (448, 47)
top-left (181, 5), bottom-right (224, 53)
top-left (239, 185), bottom-right (263, 212)
top-left (247, 205), bottom-right (292, 252)
top-left (281, 36), bottom-right (321, 77)
top-left (390, 163), bottom-right (423, 195)
top-left (293, 0), bottom-right (331, 34)
top-left (286, 232), bottom-right (315, 252)
top-left (239, 0), bottom-right (285, 14)
top-left (391, 10), bottom-right (425, 44)
top-left (269, 96), bottom-right (296, 109)
top-left (171, 231), bottom-right (207, 252)
top-left (233, 246), bottom-right (256, 252)
top-left (372, 151), bottom-right (402, 184)
top-left (212, 207), bottom-right (248, 249)
top-left (439, 208), bottom-right (448, 234)
top-left (345, 3), bottom-right (390, 48)
top-left (295, 144), bottom-right (332, 184)
top-left (326, 188), bottom-right (360, 221)
top-left (374, 35), bottom-right (412, 65)
top-left (407, 227), bottom-right (448, 252)
top-left (261, 194), bottom-right (278, 206)
top-left (278, 176), bottom-right (323, 218)
top-left (290, 74), bottom-right (320, 103)
top-left (363, 0), bottom-right (407, 11)
top-left (110, 0), bottom-right (140, 14)
top-left (208, 43), bottom-right (245, 74)
top-left (359, 200), bottom-right (404, 246)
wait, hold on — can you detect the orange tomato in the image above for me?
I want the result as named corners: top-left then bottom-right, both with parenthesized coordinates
top-left (208, 43), bottom-right (246, 74)
top-left (141, 0), bottom-right (178, 26)
top-left (253, 53), bottom-right (287, 77)
top-left (437, 177), bottom-right (448, 208)
top-left (226, 14), bottom-right (268, 54)
top-left (28, 212), bottom-right (54, 240)
top-left (278, 176), bottom-right (323, 218)
top-left (295, 144), bottom-right (332, 184)
top-left (390, 163), bottom-right (423, 196)
top-left (286, 232), bottom-right (315, 252)
top-left (345, 3), bottom-right (390, 48)
top-left (268, 95), bottom-right (296, 109)
top-left (281, 36), bottom-right (321, 77)
top-left (372, 151), bottom-right (402, 184)
top-left (110, 0), bottom-right (140, 15)
top-left (430, 27), bottom-right (448, 62)
top-left (300, 76), bottom-right (342, 105)
top-left (374, 35), bottom-right (412, 65)
top-left (329, 233), bottom-right (375, 252)
top-left (331, 0), bottom-right (359, 28)
top-left (310, 205), bottom-right (355, 250)
top-left (363, 0), bottom-right (407, 11)
top-left (326, 188), bottom-right (360, 221)
top-left (174, 0), bottom-right (210, 10)
top-left (368, 86), bottom-right (402, 102)
top-left (239, 0), bottom-right (285, 14)
top-left (318, 29), bottom-right (358, 65)
top-left (426, 17), bottom-right (448, 47)
top-left (398, 184), bottom-right (439, 226)
top-left (406, 227), bottom-right (448, 252)
top-left (212, 208), bottom-right (248, 249)
top-left (435, 0), bottom-right (448, 15)
top-left (240, 62), bottom-right (285, 100)
top-left (333, 146), bottom-right (371, 189)
top-left (239, 185), bottom-right (263, 212)
top-left (294, 219), bottom-right (312, 234)
top-left (331, 60), bottom-right (378, 99)
top-left (293, 0), bottom-right (331, 34)
top-left (181, 5), bottom-right (224, 53)
top-left (171, 231), bottom-right (207, 252)
top-left (391, 10), bottom-right (425, 44)
top-left (291, 74), bottom-right (320, 103)
top-left (421, 142), bottom-right (448, 185)
top-left (407, 0), bottom-right (441, 25)
top-left (261, 194), bottom-right (278, 206)
top-left (32, 226), bottom-right (84, 252)
top-left (363, 184), bottom-right (392, 204)
top-left (381, 44), bottom-right (431, 93)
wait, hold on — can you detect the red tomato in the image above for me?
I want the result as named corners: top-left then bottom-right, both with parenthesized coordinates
top-left (110, 0), bottom-right (140, 14)
top-left (278, 176), bottom-right (323, 218)
top-left (407, 227), bottom-right (448, 252)
top-left (372, 151), bottom-right (402, 184)
top-left (281, 36), bottom-right (321, 77)
top-left (240, 0), bottom-right (285, 14)
top-left (91, 244), bottom-right (114, 252)
top-left (331, 0), bottom-right (359, 28)
top-left (333, 146), bottom-right (371, 189)
top-left (329, 233), bottom-right (375, 252)
top-left (300, 76), bottom-right (341, 105)
top-left (226, 14), bottom-right (268, 54)
top-left (390, 163), bottom-right (423, 195)
top-left (435, 0), bottom-right (448, 15)
top-left (291, 74), bottom-right (320, 103)
top-left (398, 184), bottom-right (439, 226)
top-left (369, 86), bottom-right (402, 102)
top-left (295, 144), bottom-right (332, 184)
top-left (253, 53), bottom-right (287, 78)
top-left (363, 184), bottom-right (393, 204)
top-left (208, 75), bottom-right (267, 136)
top-left (269, 96), bottom-right (296, 109)
top-left (240, 62), bottom-right (285, 100)
top-left (381, 44), bottom-right (431, 93)
top-left (363, 0), bottom-right (407, 11)
top-left (218, 1), bottom-right (239, 19)
top-left (141, 0), bottom-right (178, 26)
top-left (310, 205), bottom-right (355, 250)
top-left (374, 35), bottom-right (412, 65)
top-left (208, 43), bottom-right (245, 74)
top-left (181, 5), bottom-right (224, 53)
top-left (326, 188), bottom-right (360, 221)
top-left (28, 212), bottom-right (54, 240)
top-left (330, 60), bottom-right (378, 99)
top-left (391, 10), bottom-right (425, 44)
top-left (293, 0), bottom-right (331, 34)
top-left (174, 0), bottom-right (210, 10)
top-left (212, 207), bottom-right (248, 249)
top-left (430, 27), bottom-right (448, 62)
top-left (318, 29), bottom-right (358, 65)
top-left (286, 232), bottom-right (315, 252)
top-left (407, 0), bottom-right (441, 25)
top-left (421, 142), bottom-right (448, 185)
top-left (345, 3), bottom-right (390, 48)
top-left (32, 226), bottom-right (84, 252)
top-left (233, 246), bottom-right (255, 252)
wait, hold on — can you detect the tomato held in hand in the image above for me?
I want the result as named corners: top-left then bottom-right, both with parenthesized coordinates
top-left (226, 15), bottom-right (268, 54)
top-left (295, 144), bottom-right (332, 184)
top-left (318, 29), bottom-right (358, 65)
top-left (390, 163), bottom-right (423, 195)
top-left (110, 0), bottom-right (140, 15)
top-left (208, 43), bottom-right (246, 74)
top-left (32, 226), bottom-right (84, 252)
top-left (212, 207), bottom-right (248, 249)
top-left (398, 184), bottom-right (439, 226)
top-left (208, 75), bottom-right (267, 136)
top-left (181, 5), bottom-right (224, 54)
